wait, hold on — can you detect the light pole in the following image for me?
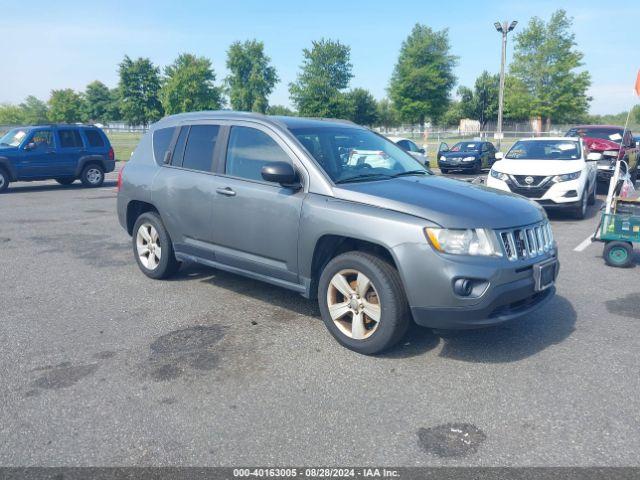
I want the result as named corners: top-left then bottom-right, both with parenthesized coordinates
top-left (494, 20), bottom-right (517, 150)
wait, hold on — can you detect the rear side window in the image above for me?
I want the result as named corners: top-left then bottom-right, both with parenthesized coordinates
top-left (226, 126), bottom-right (291, 182)
top-left (153, 127), bottom-right (176, 164)
top-left (84, 129), bottom-right (105, 147)
top-left (58, 129), bottom-right (83, 148)
top-left (181, 125), bottom-right (219, 172)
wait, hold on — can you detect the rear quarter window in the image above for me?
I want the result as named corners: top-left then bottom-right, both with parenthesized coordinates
top-left (153, 127), bottom-right (177, 164)
top-left (84, 129), bottom-right (105, 148)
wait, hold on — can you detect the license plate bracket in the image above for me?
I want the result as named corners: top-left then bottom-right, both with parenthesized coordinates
top-left (533, 259), bottom-right (557, 292)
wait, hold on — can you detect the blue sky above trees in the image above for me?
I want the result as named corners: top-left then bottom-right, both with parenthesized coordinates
top-left (1, 0), bottom-right (638, 114)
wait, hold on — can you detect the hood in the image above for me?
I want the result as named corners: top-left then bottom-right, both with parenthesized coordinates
top-left (441, 150), bottom-right (479, 159)
top-left (0, 145), bottom-right (19, 155)
top-left (492, 159), bottom-right (584, 175)
top-left (582, 137), bottom-right (620, 152)
top-left (333, 175), bottom-right (545, 229)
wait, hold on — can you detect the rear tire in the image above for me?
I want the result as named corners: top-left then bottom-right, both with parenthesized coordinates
top-left (56, 178), bottom-right (75, 186)
top-left (132, 212), bottom-right (180, 279)
top-left (318, 251), bottom-right (410, 355)
top-left (603, 241), bottom-right (634, 268)
top-left (0, 168), bottom-right (9, 193)
top-left (80, 164), bottom-right (104, 187)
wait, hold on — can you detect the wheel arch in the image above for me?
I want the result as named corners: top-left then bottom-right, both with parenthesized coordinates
top-left (307, 234), bottom-right (399, 300)
top-left (126, 200), bottom-right (159, 235)
top-left (75, 155), bottom-right (107, 176)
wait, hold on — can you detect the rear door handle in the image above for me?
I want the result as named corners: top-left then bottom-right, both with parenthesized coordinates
top-left (216, 187), bottom-right (236, 197)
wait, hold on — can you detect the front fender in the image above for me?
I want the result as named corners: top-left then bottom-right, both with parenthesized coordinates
top-left (298, 194), bottom-right (434, 286)
top-left (0, 157), bottom-right (17, 181)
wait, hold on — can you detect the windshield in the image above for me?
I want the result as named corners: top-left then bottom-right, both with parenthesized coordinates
top-left (289, 126), bottom-right (430, 183)
top-left (0, 128), bottom-right (28, 147)
top-left (450, 142), bottom-right (479, 152)
top-left (565, 127), bottom-right (623, 144)
top-left (506, 140), bottom-right (581, 160)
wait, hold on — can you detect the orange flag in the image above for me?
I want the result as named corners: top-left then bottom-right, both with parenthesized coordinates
top-left (635, 69), bottom-right (640, 97)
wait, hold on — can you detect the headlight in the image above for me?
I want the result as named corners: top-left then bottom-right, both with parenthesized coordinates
top-left (490, 169), bottom-right (509, 181)
top-left (439, 155), bottom-right (446, 161)
top-left (603, 150), bottom-right (619, 158)
top-left (462, 156), bottom-right (475, 162)
top-left (553, 171), bottom-right (581, 182)
top-left (425, 228), bottom-right (503, 257)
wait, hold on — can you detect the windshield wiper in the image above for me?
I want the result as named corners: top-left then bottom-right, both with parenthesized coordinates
top-left (335, 173), bottom-right (394, 184)
top-left (392, 170), bottom-right (429, 178)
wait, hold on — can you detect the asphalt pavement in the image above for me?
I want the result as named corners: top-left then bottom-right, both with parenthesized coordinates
top-left (1, 165), bottom-right (639, 466)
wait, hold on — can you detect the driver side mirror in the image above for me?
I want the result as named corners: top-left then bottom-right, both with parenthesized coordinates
top-left (261, 161), bottom-right (301, 189)
top-left (586, 152), bottom-right (602, 162)
top-left (24, 142), bottom-right (36, 151)
top-left (494, 152), bottom-right (504, 160)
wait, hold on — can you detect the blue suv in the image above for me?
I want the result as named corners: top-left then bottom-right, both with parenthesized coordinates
top-left (0, 124), bottom-right (115, 193)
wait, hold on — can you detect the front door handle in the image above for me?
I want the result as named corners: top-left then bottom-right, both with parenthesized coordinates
top-left (216, 187), bottom-right (236, 197)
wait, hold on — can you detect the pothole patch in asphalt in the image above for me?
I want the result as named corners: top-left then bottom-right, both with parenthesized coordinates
top-left (605, 293), bottom-right (640, 319)
top-left (146, 325), bottom-right (226, 382)
top-left (417, 423), bottom-right (486, 457)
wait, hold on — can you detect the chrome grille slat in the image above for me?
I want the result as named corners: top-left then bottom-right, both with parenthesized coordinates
top-left (498, 221), bottom-right (554, 261)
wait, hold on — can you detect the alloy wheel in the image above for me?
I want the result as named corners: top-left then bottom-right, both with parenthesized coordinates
top-left (136, 223), bottom-right (162, 270)
top-left (327, 269), bottom-right (381, 340)
top-left (86, 168), bottom-right (103, 185)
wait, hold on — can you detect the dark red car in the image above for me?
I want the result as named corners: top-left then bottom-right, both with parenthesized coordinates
top-left (565, 125), bottom-right (639, 183)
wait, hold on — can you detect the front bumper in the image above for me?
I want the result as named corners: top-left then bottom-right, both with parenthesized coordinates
top-left (486, 176), bottom-right (584, 207)
top-left (393, 240), bottom-right (558, 330)
top-left (438, 160), bottom-right (477, 170)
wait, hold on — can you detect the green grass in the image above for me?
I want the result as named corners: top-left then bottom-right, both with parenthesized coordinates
top-left (106, 131), bottom-right (143, 161)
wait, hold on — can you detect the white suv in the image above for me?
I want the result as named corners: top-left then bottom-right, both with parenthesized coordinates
top-left (486, 137), bottom-right (598, 219)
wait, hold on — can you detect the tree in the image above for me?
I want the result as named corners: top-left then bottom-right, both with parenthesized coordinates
top-left (19, 96), bottom-right (49, 124)
top-left (160, 53), bottom-right (223, 115)
top-left (0, 104), bottom-right (25, 125)
top-left (289, 39), bottom-right (353, 118)
top-left (267, 105), bottom-right (296, 116)
top-left (84, 81), bottom-right (113, 123)
top-left (456, 72), bottom-right (500, 127)
top-left (388, 24), bottom-right (457, 125)
top-left (48, 89), bottom-right (86, 123)
top-left (440, 101), bottom-right (465, 127)
top-left (510, 9), bottom-right (591, 128)
top-left (226, 40), bottom-right (278, 113)
top-left (344, 88), bottom-right (378, 125)
top-left (375, 98), bottom-right (400, 127)
top-left (118, 55), bottom-right (163, 126)
top-left (503, 76), bottom-right (534, 121)
top-left (107, 88), bottom-right (122, 122)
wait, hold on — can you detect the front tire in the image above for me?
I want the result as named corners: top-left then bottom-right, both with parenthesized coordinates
top-left (80, 164), bottom-right (104, 187)
top-left (0, 168), bottom-right (9, 193)
top-left (132, 212), bottom-right (180, 279)
top-left (440, 168), bottom-right (449, 174)
top-left (587, 182), bottom-right (596, 205)
top-left (318, 251), bottom-right (410, 355)
top-left (603, 241), bottom-right (634, 268)
top-left (573, 189), bottom-right (588, 219)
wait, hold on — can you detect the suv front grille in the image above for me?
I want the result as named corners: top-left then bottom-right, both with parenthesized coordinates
top-left (498, 221), bottom-right (554, 261)
top-left (512, 175), bottom-right (549, 187)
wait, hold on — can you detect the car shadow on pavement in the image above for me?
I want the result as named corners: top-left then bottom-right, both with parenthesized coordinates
top-left (5, 180), bottom-right (117, 194)
top-left (545, 199), bottom-right (604, 222)
top-left (174, 262), bottom-right (320, 317)
top-left (434, 295), bottom-right (576, 363)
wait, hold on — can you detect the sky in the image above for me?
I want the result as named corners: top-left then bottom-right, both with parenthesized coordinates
top-left (1, 0), bottom-right (639, 115)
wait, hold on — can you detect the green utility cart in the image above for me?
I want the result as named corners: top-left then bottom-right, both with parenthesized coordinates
top-left (596, 200), bottom-right (640, 268)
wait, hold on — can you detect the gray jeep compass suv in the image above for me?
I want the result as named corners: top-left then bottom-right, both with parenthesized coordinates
top-left (117, 111), bottom-right (558, 354)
